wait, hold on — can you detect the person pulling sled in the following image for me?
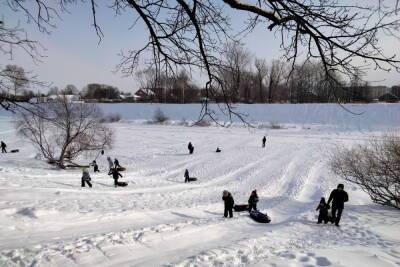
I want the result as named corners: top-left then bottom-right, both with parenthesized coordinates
top-left (248, 190), bottom-right (259, 212)
top-left (90, 160), bottom-right (100, 172)
top-left (108, 168), bottom-right (123, 187)
top-left (1, 141), bottom-right (7, 153)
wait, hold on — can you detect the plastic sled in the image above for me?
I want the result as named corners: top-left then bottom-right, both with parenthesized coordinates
top-left (10, 149), bottom-right (19, 153)
top-left (250, 210), bottom-right (271, 223)
top-left (234, 204), bottom-right (249, 212)
top-left (115, 167), bottom-right (126, 172)
top-left (188, 177), bottom-right (197, 182)
top-left (117, 181), bottom-right (128, 187)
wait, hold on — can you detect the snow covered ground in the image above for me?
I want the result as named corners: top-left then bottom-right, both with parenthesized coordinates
top-left (0, 104), bottom-right (399, 266)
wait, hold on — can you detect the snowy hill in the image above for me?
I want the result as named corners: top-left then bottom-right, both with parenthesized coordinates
top-left (0, 105), bottom-right (399, 266)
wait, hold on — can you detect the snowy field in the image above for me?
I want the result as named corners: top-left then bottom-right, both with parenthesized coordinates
top-left (0, 104), bottom-right (400, 266)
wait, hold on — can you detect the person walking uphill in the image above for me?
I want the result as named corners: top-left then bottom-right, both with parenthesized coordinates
top-left (108, 168), bottom-right (123, 187)
top-left (262, 136), bottom-right (266, 148)
top-left (327, 184), bottom-right (349, 226)
top-left (188, 142), bottom-right (194, 154)
top-left (81, 168), bottom-right (92, 188)
top-left (248, 190), bottom-right (259, 212)
top-left (1, 141), bottom-right (6, 153)
top-left (316, 197), bottom-right (330, 224)
top-left (222, 190), bottom-right (234, 218)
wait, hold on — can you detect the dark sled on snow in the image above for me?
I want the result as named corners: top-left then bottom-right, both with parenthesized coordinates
top-left (185, 177), bottom-right (197, 182)
top-left (115, 167), bottom-right (126, 172)
top-left (117, 181), bottom-right (128, 187)
top-left (10, 149), bottom-right (19, 153)
top-left (234, 204), bottom-right (249, 212)
top-left (250, 211), bottom-right (271, 223)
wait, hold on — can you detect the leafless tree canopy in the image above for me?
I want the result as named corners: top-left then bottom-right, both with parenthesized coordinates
top-left (16, 96), bottom-right (113, 168)
top-left (2, 0), bottom-right (400, 120)
top-left (331, 134), bottom-right (400, 209)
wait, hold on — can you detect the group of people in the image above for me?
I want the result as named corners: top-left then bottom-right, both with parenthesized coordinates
top-left (81, 156), bottom-right (125, 188)
top-left (316, 184), bottom-right (349, 226)
top-left (222, 184), bottom-right (349, 226)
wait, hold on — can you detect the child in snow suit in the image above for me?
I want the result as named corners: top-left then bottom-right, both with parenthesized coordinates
top-left (184, 169), bottom-right (190, 183)
top-left (188, 142), bottom-right (194, 154)
top-left (81, 168), bottom-right (92, 188)
top-left (1, 141), bottom-right (6, 153)
top-left (248, 190), bottom-right (259, 212)
top-left (316, 197), bottom-right (330, 224)
top-left (222, 190), bottom-right (234, 218)
top-left (108, 168), bottom-right (123, 187)
top-left (262, 136), bottom-right (266, 148)
top-left (90, 160), bottom-right (100, 172)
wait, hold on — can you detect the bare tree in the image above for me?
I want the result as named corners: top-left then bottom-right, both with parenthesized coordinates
top-left (16, 96), bottom-right (112, 168)
top-left (3, 0), bottom-right (400, 120)
top-left (1, 64), bottom-right (28, 97)
top-left (254, 58), bottom-right (268, 102)
top-left (331, 134), bottom-right (400, 209)
top-left (266, 60), bottom-right (286, 103)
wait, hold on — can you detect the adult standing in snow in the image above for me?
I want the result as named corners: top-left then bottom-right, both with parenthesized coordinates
top-left (327, 184), bottom-right (349, 226)
top-left (114, 158), bottom-right (122, 169)
top-left (248, 190), bottom-right (259, 212)
top-left (188, 142), bottom-right (194, 154)
top-left (262, 136), bottom-right (266, 148)
top-left (108, 168), bottom-right (123, 187)
top-left (222, 190), bottom-right (234, 218)
top-left (1, 141), bottom-right (7, 153)
top-left (107, 157), bottom-right (113, 171)
top-left (184, 169), bottom-right (190, 183)
top-left (81, 168), bottom-right (92, 188)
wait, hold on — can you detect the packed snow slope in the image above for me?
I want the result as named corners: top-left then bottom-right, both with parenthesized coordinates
top-left (0, 108), bottom-right (400, 266)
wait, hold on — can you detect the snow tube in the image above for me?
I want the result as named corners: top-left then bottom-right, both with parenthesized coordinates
top-left (249, 211), bottom-right (271, 223)
top-left (234, 204), bottom-right (249, 212)
top-left (115, 167), bottom-right (126, 172)
top-left (188, 177), bottom-right (197, 182)
top-left (117, 181), bottom-right (128, 187)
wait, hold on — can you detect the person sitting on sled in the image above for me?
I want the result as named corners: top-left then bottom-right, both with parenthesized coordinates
top-left (316, 197), bottom-right (330, 224)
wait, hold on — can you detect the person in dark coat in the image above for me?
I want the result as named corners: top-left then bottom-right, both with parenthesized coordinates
top-left (114, 158), bottom-right (121, 168)
top-left (91, 160), bottom-right (100, 172)
top-left (108, 168), bottom-right (123, 187)
top-left (101, 150), bottom-right (104, 155)
top-left (316, 197), bottom-right (330, 224)
top-left (327, 184), bottom-right (349, 226)
top-left (188, 142), bottom-right (194, 154)
top-left (222, 190), bottom-right (234, 218)
top-left (216, 148), bottom-right (221, 153)
top-left (184, 169), bottom-right (190, 183)
top-left (248, 190), bottom-right (259, 212)
top-left (81, 168), bottom-right (92, 188)
top-left (1, 141), bottom-right (6, 153)
top-left (262, 136), bottom-right (266, 148)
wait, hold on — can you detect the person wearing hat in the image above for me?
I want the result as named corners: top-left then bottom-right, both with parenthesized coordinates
top-left (81, 168), bottom-right (92, 188)
top-left (327, 184), bottom-right (349, 226)
top-left (248, 189), bottom-right (259, 212)
top-left (222, 190), bottom-right (234, 218)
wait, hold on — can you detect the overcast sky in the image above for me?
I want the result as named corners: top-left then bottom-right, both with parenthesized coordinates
top-left (1, 1), bottom-right (399, 93)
